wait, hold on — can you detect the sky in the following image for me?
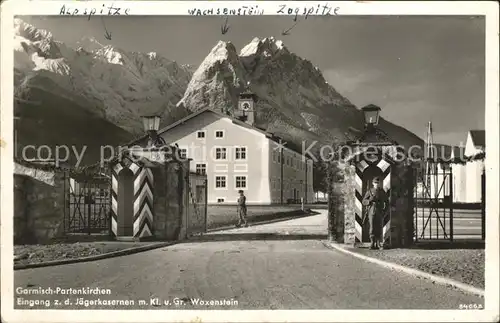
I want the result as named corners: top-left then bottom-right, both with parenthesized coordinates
top-left (22, 15), bottom-right (485, 146)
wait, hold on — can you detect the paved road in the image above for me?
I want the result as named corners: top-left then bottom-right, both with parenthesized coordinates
top-left (14, 211), bottom-right (483, 310)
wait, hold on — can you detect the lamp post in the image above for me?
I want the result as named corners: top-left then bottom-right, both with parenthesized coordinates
top-left (141, 114), bottom-right (166, 148)
top-left (361, 104), bottom-right (381, 133)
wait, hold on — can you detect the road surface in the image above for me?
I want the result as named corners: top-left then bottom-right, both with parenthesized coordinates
top-left (13, 210), bottom-right (483, 310)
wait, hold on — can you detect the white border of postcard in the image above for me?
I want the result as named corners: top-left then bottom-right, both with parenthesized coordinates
top-left (1, 1), bottom-right (499, 322)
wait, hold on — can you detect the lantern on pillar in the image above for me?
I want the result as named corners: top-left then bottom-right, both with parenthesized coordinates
top-left (141, 114), bottom-right (166, 148)
top-left (361, 104), bottom-right (381, 132)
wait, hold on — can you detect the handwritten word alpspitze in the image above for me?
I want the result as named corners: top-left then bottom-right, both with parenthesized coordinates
top-left (187, 6), bottom-right (264, 16)
top-left (59, 3), bottom-right (130, 20)
top-left (277, 3), bottom-right (340, 20)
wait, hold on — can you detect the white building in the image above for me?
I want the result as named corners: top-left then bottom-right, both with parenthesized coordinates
top-left (460, 130), bottom-right (485, 203)
top-left (447, 130), bottom-right (485, 203)
top-left (130, 89), bottom-right (314, 205)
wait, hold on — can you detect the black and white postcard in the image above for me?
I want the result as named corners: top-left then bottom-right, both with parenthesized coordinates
top-left (1, 1), bottom-right (499, 322)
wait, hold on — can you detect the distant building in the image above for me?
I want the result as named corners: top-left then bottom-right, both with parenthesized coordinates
top-left (129, 86), bottom-right (314, 205)
top-left (450, 145), bottom-right (466, 202)
top-left (428, 130), bottom-right (485, 203)
top-left (456, 130), bottom-right (485, 203)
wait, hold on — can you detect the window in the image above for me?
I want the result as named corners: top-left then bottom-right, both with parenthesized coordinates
top-left (215, 176), bottom-right (227, 188)
top-left (235, 176), bottom-right (247, 189)
top-left (272, 152), bottom-right (276, 163)
top-left (217, 198), bottom-right (225, 203)
top-left (179, 148), bottom-right (187, 159)
top-left (197, 131), bottom-right (206, 139)
top-left (215, 130), bottom-right (224, 138)
top-left (235, 147), bottom-right (247, 160)
top-left (215, 147), bottom-right (227, 160)
top-left (196, 163), bottom-right (206, 175)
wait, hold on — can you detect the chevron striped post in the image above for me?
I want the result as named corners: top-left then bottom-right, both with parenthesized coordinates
top-left (133, 167), bottom-right (154, 238)
top-left (110, 160), bottom-right (154, 239)
top-left (110, 163), bottom-right (122, 237)
top-left (354, 160), bottom-right (369, 243)
top-left (377, 157), bottom-right (392, 247)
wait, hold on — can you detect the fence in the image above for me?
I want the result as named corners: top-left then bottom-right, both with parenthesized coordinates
top-left (63, 168), bottom-right (112, 235)
top-left (413, 163), bottom-right (485, 242)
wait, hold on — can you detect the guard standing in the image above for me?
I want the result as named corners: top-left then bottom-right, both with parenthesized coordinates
top-left (362, 177), bottom-right (388, 250)
top-left (236, 190), bottom-right (248, 228)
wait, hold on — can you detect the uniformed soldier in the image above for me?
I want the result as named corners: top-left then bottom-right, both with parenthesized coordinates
top-left (236, 190), bottom-right (248, 228)
top-left (362, 177), bottom-right (388, 250)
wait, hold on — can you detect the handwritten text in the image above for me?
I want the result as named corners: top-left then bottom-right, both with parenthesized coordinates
top-left (277, 3), bottom-right (340, 20)
top-left (188, 5), bottom-right (264, 16)
top-left (59, 3), bottom-right (130, 20)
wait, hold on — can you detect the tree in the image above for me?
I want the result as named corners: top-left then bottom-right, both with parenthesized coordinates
top-left (321, 139), bottom-right (343, 241)
top-left (313, 162), bottom-right (328, 193)
top-left (326, 160), bottom-right (336, 241)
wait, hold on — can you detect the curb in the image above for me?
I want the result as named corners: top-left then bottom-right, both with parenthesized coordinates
top-left (206, 210), bottom-right (318, 233)
top-left (14, 241), bottom-right (176, 271)
top-left (323, 241), bottom-right (485, 298)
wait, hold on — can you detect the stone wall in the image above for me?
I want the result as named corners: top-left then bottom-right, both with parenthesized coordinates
top-left (340, 164), bottom-right (356, 245)
top-left (152, 160), bottom-right (190, 241)
top-left (388, 164), bottom-right (414, 247)
top-left (14, 163), bottom-right (66, 244)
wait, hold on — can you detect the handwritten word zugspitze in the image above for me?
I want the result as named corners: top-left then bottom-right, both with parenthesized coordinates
top-left (277, 3), bottom-right (340, 19)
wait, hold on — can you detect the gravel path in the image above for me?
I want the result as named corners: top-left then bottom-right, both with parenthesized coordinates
top-left (349, 247), bottom-right (485, 289)
top-left (14, 242), bottom-right (148, 266)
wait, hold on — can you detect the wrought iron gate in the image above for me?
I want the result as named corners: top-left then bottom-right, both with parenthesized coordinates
top-left (413, 163), bottom-right (453, 241)
top-left (64, 168), bottom-right (112, 235)
top-left (186, 172), bottom-right (208, 236)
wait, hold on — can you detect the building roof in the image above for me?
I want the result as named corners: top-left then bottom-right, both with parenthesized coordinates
top-left (125, 107), bottom-right (310, 158)
top-left (469, 130), bottom-right (485, 149)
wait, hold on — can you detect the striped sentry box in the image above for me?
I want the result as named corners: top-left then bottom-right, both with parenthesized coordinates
top-left (111, 159), bottom-right (154, 238)
top-left (353, 151), bottom-right (393, 246)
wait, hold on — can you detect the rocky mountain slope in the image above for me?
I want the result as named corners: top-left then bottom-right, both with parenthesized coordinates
top-left (178, 37), bottom-right (423, 154)
top-left (13, 19), bottom-right (423, 167)
top-left (14, 18), bottom-right (193, 136)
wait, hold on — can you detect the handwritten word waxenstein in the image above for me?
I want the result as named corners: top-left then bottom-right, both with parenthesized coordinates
top-left (187, 5), bottom-right (264, 16)
top-left (277, 3), bottom-right (340, 20)
top-left (59, 3), bottom-right (130, 20)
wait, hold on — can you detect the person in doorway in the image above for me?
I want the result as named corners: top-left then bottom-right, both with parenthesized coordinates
top-left (236, 190), bottom-right (248, 228)
top-left (362, 177), bottom-right (389, 250)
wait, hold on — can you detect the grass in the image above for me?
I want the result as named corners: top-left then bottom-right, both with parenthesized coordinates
top-left (349, 245), bottom-right (485, 289)
top-left (206, 205), bottom-right (306, 229)
top-left (13, 242), bottom-right (151, 266)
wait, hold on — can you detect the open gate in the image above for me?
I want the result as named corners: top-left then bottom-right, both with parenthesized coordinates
top-left (64, 168), bottom-right (112, 235)
top-left (413, 162), bottom-right (453, 241)
top-left (186, 172), bottom-right (208, 236)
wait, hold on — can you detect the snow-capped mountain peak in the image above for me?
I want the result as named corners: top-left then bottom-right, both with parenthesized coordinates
top-left (14, 18), bottom-right (193, 135)
top-left (76, 36), bottom-right (105, 53)
top-left (239, 36), bottom-right (286, 58)
top-left (95, 45), bottom-right (127, 65)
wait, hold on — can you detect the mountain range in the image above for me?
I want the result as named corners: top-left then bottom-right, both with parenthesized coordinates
top-left (13, 18), bottom-right (423, 170)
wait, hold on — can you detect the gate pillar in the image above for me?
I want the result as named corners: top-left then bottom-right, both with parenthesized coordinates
top-left (110, 155), bottom-right (156, 240)
top-left (336, 143), bottom-right (414, 249)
